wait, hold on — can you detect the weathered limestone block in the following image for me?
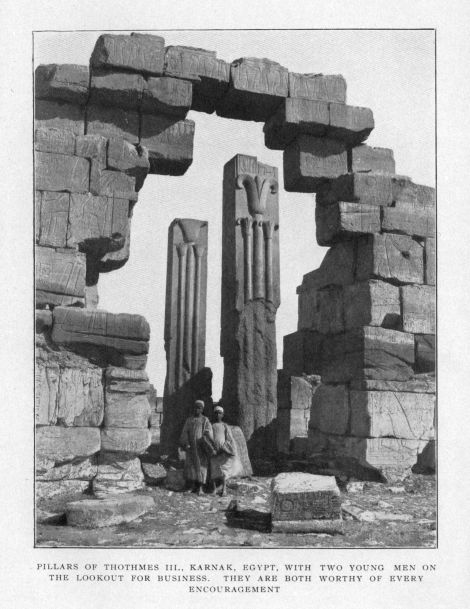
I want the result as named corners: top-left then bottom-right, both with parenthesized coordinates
top-left (349, 145), bottom-right (395, 174)
top-left (51, 307), bottom-right (150, 355)
top-left (37, 191), bottom-right (69, 248)
top-left (90, 70), bottom-right (144, 110)
top-left (66, 494), bottom-right (155, 528)
top-left (350, 390), bottom-right (435, 440)
top-left (424, 238), bottom-right (436, 285)
top-left (316, 172), bottom-right (394, 206)
top-left (299, 241), bottom-right (356, 291)
top-left (382, 203), bottom-right (435, 238)
top-left (415, 335), bottom-right (435, 373)
top-left (91, 33), bottom-right (165, 74)
top-left (350, 374), bottom-right (435, 393)
top-left (217, 57), bottom-right (288, 122)
top-left (35, 363), bottom-right (59, 425)
top-left (309, 384), bottom-right (349, 435)
top-left (35, 99), bottom-right (85, 135)
top-left (141, 76), bottom-right (192, 117)
top-left (264, 98), bottom-right (329, 149)
top-left (35, 64), bottom-right (89, 105)
top-left (36, 456), bottom-right (98, 481)
top-left (35, 151), bottom-right (89, 193)
top-left (321, 327), bottom-right (415, 383)
top-left (93, 454), bottom-right (145, 497)
top-left (35, 127), bottom-right (76, 155)
top-left (91, 170), bottom-right (137, 201)
top-left (105, 366), bottom-right (150, 393)
top-left (356, 233), bottom-right (424, 284)
top-left (100, 428), bottom-right (151, 455)
top-left (36, 480), bottom-right (91, 501)
top-left (86, 104), bottom-right (140, 143)
top-left (164, 46), bottom-right (230, 113)
top-left (229, 425), bottom-right (253, 477)
top-left (401, 285), bottom-right (435, 334)
top-left (282, 330), bottom-right (322, 376)
top-left (36, 426), bottom-right (101, 462)
top-left (343, 280), bottom-right (401, 331)
top-left (271, 473), bottom-right (342, 520)
top-left (315, 201), bottom-right (380, 246)
top-left (104, 394), bottom-right (151, 428)
top-left (328, 102), bottom-right (374, 145)
top-left (316, 286), bottom-right (344, 334)
top-left (271, 518), bottom-right (343, 534)
top-left (75, 134), bottom-right (107, 165)
top-left (284, 135), bottom-right (348, 192)
top-left (391, 176), bottom-right (435, 208)
top-left (288, 72), bottom-right (346, 103)
top-left (35, 247), bottom-right (86, 307)
top-left (106, 137), bottom-right (150, 191)
top-left (140, 115), bottom-right (194, 175)
top-left (328, 435), bottom-right (428, 480)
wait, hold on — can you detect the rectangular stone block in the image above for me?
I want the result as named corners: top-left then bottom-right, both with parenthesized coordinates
top-left (328, 102), bottom-right (374, 145)
top-left (75, 134), bottom-right (107, 166)
top-left (35, 151), bottom-right (89, 193)
top-left (350, 390), bottom-right (435, 440)
top-left (100, 428), bottom-right (151, 455)
top-left (35, 127), bottom-right (76, 155)
top-left (315, 201), bottom-right (380, 246)
top-left (37, 191), bottom-right (70, 248)
top-left (91, 33), bottom-right (165, 74)
top-left (140, 114), bottom-right (194, 175)
top-left (36, 426), bottom-right (101, 462)
top-left (343, 280), bottom-right (401, 330)
top-left (106, 136), bottom-right (150, 182)
top-left (264, 98), bottom-right (329, 149)
top-left (216, 57), bottom-right (288, 122)
top-left (316, 172), bottom-right (394, 206)
top-left (350, 145), bottom-right (395, 174)
top-left (351, 374), bottom-right (436, 394)
top-left (382, 204), bottom-right (435, 238)
top-left (35, 99), bottom-right (85, 135)
top-left (288, 72), bottom-right (346, 103)
top-left (356, 233), bottom-right (424, 284)
top-left (67, 193), bottom-right (129, 248)
top-left (316, 286), bottom-right (344, 334)
top-left (90, 69), bottom-right (144, 110)
top-left (141, 76), bottom-right (192, 117)
top-left (93, 454), bottom-right (145, 497)
top-left (86, 104), bottom-right (140, 143)
top-left (283, 330), bottom-right (322, 376)
top-left (55, 367), bottom-right (104, 427)
top-left (299, 241), bottom-right (356, 292)
top-left (105, 366), bottom-right (150, 393)
top-left (392, 176), bottom-right (436, 208)
top-left (271, 517), bottom-right (343, 534)
top-left (322, 326), bottom-right (415, 383)
top-left (35, 247), bottom-right (86, 305)
top-left (309, 384), bottom-right (349, 435)
top-left (415, 335), bottom-right (435, 373)
top-left (51, 307), bottom-right (150, 355)
top-left (35, 64), bottom-right (89, 105)
top-left (284, 135), bottom-right (348, 192)
top-left (271, 473), bottom-right (342, 521)
top-left (424, 238), bottom-right (436, 285)
top-left (91, 169), bottom-right (138, 201)
top-left (104, 393), bottom-right (151, 428)
top-left (297, 283), bottom-right (319, 330)
top-left (277, 372), bottom-right (319, 410)
top-left (401, 285), bottom-right (435, 334)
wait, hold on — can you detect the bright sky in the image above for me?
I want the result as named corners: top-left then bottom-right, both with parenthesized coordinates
top-left (34, 30), bottom-right (435, 398)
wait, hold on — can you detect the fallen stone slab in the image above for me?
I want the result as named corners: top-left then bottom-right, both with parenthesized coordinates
top-left (86, 104), bottom-right (140, 144)
top-left (284, 135), bottom-right (348, 192)
top-left (35, 99), bottom-right (85, 135)
top-left (35, 151), bottom-right (89, 193)
top-left (35, 247), bottom-right (86, 307)
top-left (216, 57), bottom-right (288, 122)
top-left (264, 98), bottom-right (329, 149)
top-left (65, 494), bottom-right (155, 528)
top-left (37, 191), bottom-right (70, 248)
top-left (282, 330), bottom-right (323, 376)
top-left (315, 201), bottom-right (381, 246)
top-left (321, 326), bottom-right (415, 383)
top-left (343, 280), bottom-right (401, 331)
top-left (100, 428), bottom-right (151, 455)
top-left (309, 384), bottom-right (349, 435)
top-left (140, 114), bottom-right (194, 175)
top-left (349, 145), bottom-right (395, 174)
top-left (271, 518), bottom-right (343, 534)
top-left (271, 472), bottom-right (342, 521)
top-left (35, 64), bottom-right (90, 105)
top-left (36, 426), bottom-right (101, 462)
top-left (328, 102), bottom-right (374, 145)
top-left (401, 285), bottom-right (435, 334)
top-left (415, 335), bottom-right (435, 373)
top-left (288, 72), bottom-right (347, 103)
top-left (35, 127), bottom-right (76, 155)
top-left (91, 33), bottom-right (165, 75)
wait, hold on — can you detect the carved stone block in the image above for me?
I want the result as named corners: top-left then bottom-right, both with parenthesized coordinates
top-left (309, 384), bottom-right (349, 435)
top-left (140, 115), bottom-right (194, 175)
top-left (35, 99), bottom-right (85, 135)
top-left (315, 201), bottom-right (380, 246)
top-left (328, 102), bottom-right (374, 145)
top-left (264, 98), bottom-right (329, 149)
top-left (35, 151), bottom-right (89, 193)
top-left (401, 285), bottom-right (435, 334)
top-left (288, 72), bottom-right (347, 103)
top-left (321, 326), bottom-right (415, 383)
top-left (35, 247), bottom-right (86, 307)
top-left (216, 57), bottom-right (288, 122)
top-left (91, 33), bottom-right (165, 75)
top-left (356, 233), bottom-right (424, 284)
top-left (350, 390), bottom-right (435, 440)
top-left (104, 393), bottom-right (151, 428)
top-left (35, 127), bottom-right (76, 155)
top-left (283, 135), bottom-right (348, 192)
top-left (271, 473), bottom-right (342, 521)
top-left (37, 191), bottom-right (70, 248)
top-left (415, 334), bottom-right (435, 373)
top-left (36, 426), bottom-right (101, 462)
top-left (343, 280), bottom-right (401, 331)
top-left (91, 169), bottom-right (137, 201)
top-left (86, 104), bottom-right (140, 143)
top-left (141, 76), bottom-right (192, 117)
top-left (349, 144), bottom-right (395, 173)
top-left (100, 428), bottom-right (151, 455)
top-left (90, 69), bottom-right (144, 110)
top-left (35, 64), bottom-right (90, 105)
top-left (282, 330), bottom-right (322, 376)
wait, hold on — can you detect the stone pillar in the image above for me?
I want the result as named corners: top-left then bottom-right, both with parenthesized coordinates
top-left (221, 154), bottom-right (280, 455)
top-left (161, 219), bottom-right (209, 452)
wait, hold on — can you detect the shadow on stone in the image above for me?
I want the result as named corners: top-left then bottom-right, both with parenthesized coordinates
top-left (225, 500), bottom-right (271, 533)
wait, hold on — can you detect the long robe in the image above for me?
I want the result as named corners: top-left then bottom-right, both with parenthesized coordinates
top-left (210, 422), bottom-right (243, 480)
top-left (179, 415), bottom-right (213, 483)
